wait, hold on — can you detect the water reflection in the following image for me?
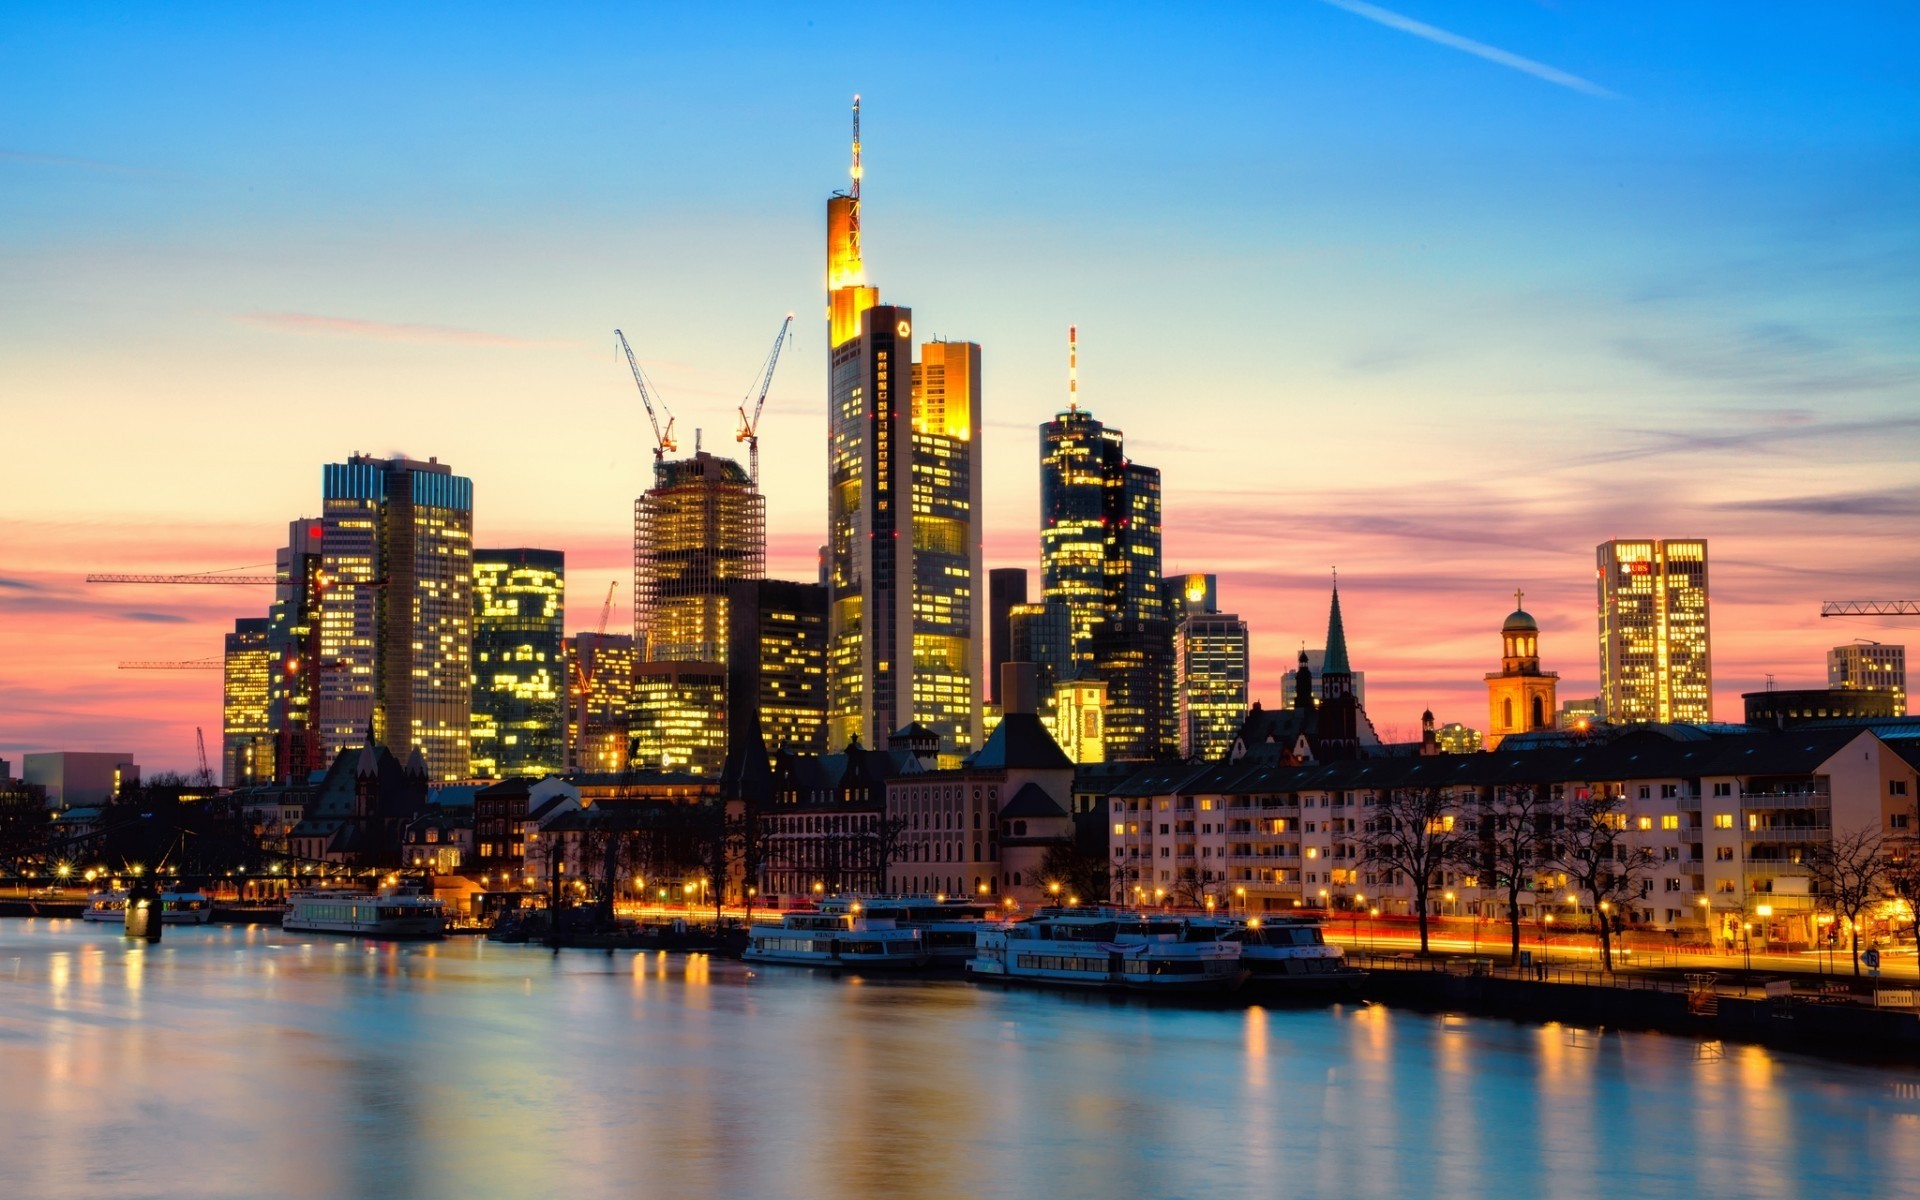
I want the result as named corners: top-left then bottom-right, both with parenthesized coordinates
top-left (0, 923), bottom-right (1909, 1200)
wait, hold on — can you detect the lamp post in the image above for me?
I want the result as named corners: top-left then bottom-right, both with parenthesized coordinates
top-left (1542, 912), bottom-right (1554, 966)
top-left (1235, 886), bottom-right (1246, 916)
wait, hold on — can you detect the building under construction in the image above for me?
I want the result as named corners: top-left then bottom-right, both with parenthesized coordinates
top-left (631, 451), bottom-right (765, 775)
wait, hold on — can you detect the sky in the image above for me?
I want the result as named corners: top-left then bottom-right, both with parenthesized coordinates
top-left (2, 2), bottom-right (1917, 773)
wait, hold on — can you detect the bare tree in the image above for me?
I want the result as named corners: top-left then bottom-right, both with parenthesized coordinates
top-left (1475, 783), bottom-right (1548, 965)
top-left (1360, 785), bottom-right (1468, 954)
top-left (1883, 803), bottom-right (1920, 947)
top-left (1806, 825), bottom-right (1890, 976)
top-left (1551, 790), bottom-right (1656, 972)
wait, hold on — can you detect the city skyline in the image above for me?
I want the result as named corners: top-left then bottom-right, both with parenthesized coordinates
top-left (4, 5), bottom-right (1917, 771)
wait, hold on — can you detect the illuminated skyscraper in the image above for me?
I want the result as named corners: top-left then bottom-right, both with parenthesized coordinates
top-left (1038, 328), bottom-right (1170, 759)
top-left (745, 579), bottom-right (828, 755)
top-left (1039, 328), bottom-right (1164, 673)
top-left (471, 548), bottom-right (566, 779)
top-left (824, 97), bottom-right (982, 760)
top-left (566, 632), bottom-right (634, 773)
top-left (632, 450), bottom-right (765, 776)
top-left (268, 517), bottom-right (325, 781)
top-left (222, 617), bottom-right (274, 786)
top-left (1174, 609), bottom-right (1250, 762)
top-left (316, 454), bottom-right (474, 780)
top-left (1596, 539), bottom-right (1712, 724)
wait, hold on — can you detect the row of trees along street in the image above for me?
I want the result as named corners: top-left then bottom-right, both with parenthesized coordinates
top-left (1359, 785), bottom-right (1920, 976)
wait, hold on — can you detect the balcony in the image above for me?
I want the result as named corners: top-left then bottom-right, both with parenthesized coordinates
top-left (1741, 826), bottom-right (1830, 844)
top-left (1741, 788), bottom-right (1831, 810)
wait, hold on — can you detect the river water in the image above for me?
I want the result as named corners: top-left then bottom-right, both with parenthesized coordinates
top-left (1, 920), bottom-right (1912, 1200)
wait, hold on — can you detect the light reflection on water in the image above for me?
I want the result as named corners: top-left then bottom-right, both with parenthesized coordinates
top-left (0, 919), bottom-right (1911, 1200)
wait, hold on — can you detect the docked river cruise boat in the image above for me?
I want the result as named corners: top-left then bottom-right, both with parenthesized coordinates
top-left (744, 909), bottom-right (926, 970)
top-left (817, 897), bottom-right (998, 969)
top-left (82, 890), bottom-right (212, 925)
top-left (282, 887), bottom-right (447, 939)
top-left (969, 908), bottom-right (1243, 995)
top-left (1189, 915), bottom-right (1363, 996)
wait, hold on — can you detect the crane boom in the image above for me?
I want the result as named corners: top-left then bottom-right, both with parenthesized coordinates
top-left (89, 572), bottom-right (276, 585)
top-left (615, 328), bottom-right (676, 461)
top-left (195, 727), bottom-right (212, 785)
top-left (119, 659), bottom-right (222, 670)
top-left (1822, 600), bottom-right (1920, 617)
top-left (736, 314), bottom-right (794, 486)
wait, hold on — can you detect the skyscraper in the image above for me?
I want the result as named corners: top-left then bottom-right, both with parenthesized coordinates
top-left (471, 548), bottom-right (566, 779)
top-left (222, 617), bottom-right (274, 786)
top-left (824, 97), bottom-right (982, 760)
top-left (632, 450), bottom-right (765, 777)
top-left (268, 517), bottom-right (324, 781)
top-left (317, 454), bottom-right (474, 780)
top-left (745, 579), bottom-right (828, 755)
top-left (566, 632), bottom-right (634, 773)
top-left (1596, 539), bottom-right (1712, 724)
top-left (988, 568), bottom-right (1029, 706)
top-left (1173, 605), bottom-right (1250, 762)
top-left (1829, 641), bottom-right (1906, 716)
top-left (1039, 327), bottom-right (1170, 759)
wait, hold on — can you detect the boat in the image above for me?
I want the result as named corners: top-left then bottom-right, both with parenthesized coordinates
top-left (81, 890), bottom-right (211, 925)
top-left (81, 892), bottom-right (127, 922)
top-left (969, 908), bottom-right (1243, 994)
top-left (1189, 915), bottom-right (1363, 996)
top-left (818, 896), bottom-right (999, 969)
top-left (743, 908), bottom-right (927, 970)
top-left (282, 886), bottom-right (447, 939)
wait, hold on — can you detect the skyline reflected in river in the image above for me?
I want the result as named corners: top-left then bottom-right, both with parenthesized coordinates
top-left (2, 920), bottom-right (1911, 1199)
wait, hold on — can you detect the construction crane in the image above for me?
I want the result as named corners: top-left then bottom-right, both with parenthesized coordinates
top-left (88, 569), bottom-right (275, 585)
top-left (614, 329), bottom-right (677, 461)
top-left (195, 727), bottom-right (213, 787)
top-left (736, 314), bottom-right (793, 486)
top-left (119, 659), bottom-right (221, 670)
top-left (1822, 601), bottom-right (1920, 617)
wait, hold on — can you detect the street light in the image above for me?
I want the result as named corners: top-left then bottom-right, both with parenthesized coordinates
top-left (1543, 912), bottom-right (1555, 967)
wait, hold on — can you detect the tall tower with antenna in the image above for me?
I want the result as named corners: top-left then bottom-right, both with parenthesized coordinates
top-left (823, 97), bottom-right (983, 760)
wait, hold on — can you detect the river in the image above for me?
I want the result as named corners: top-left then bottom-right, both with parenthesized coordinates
top-left (1, 920), bottom-right (1912, 1199)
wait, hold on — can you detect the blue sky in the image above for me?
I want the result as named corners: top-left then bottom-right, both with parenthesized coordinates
top-left (3, 2), bottom-right (1916, 767)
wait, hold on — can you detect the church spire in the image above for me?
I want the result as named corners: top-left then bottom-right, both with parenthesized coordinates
top-left (1322, 571), bottom-right (1352, 678)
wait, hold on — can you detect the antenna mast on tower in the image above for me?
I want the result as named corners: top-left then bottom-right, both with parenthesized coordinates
top-left (849, 94), bottom-right (863, 266)
top-left (1067, 324), bottom-right (1079, 412)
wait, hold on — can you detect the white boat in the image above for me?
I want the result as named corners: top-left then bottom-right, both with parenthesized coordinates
top-left (743, 909), bottom-right (927, 970)
top-left (1189, 916), bottom-right (1363, 996)
top-left (282, 887), bottom-right (447, 939)
top-left (819, 896), bottom-right (998, 969)
top-left (82, 892), bottom-right (127, 922)
top-left (969, 908), bottom-right (1243, 994)
top-left (82, 890), bottom-right (213, 925)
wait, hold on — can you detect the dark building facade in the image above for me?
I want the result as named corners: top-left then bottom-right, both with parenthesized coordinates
top-left (988, 567), bottom-right (1028, 705)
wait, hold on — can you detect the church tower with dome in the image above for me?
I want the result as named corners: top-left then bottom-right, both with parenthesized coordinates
top-left (1484, 591), bottom-right (1559, 750)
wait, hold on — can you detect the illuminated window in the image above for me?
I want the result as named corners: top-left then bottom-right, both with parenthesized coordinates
top-left (1713, 814), bottom-right (1733, 830)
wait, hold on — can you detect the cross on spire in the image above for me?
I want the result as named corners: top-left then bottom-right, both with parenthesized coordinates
top-left (1514, 587), bottom-right (1525, 610)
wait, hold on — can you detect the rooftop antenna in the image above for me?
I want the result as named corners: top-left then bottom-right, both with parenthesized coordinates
top-left (849, 94), bottom-right (862, 266)
top-left (1067, 324), bottom-right (1079, 412)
